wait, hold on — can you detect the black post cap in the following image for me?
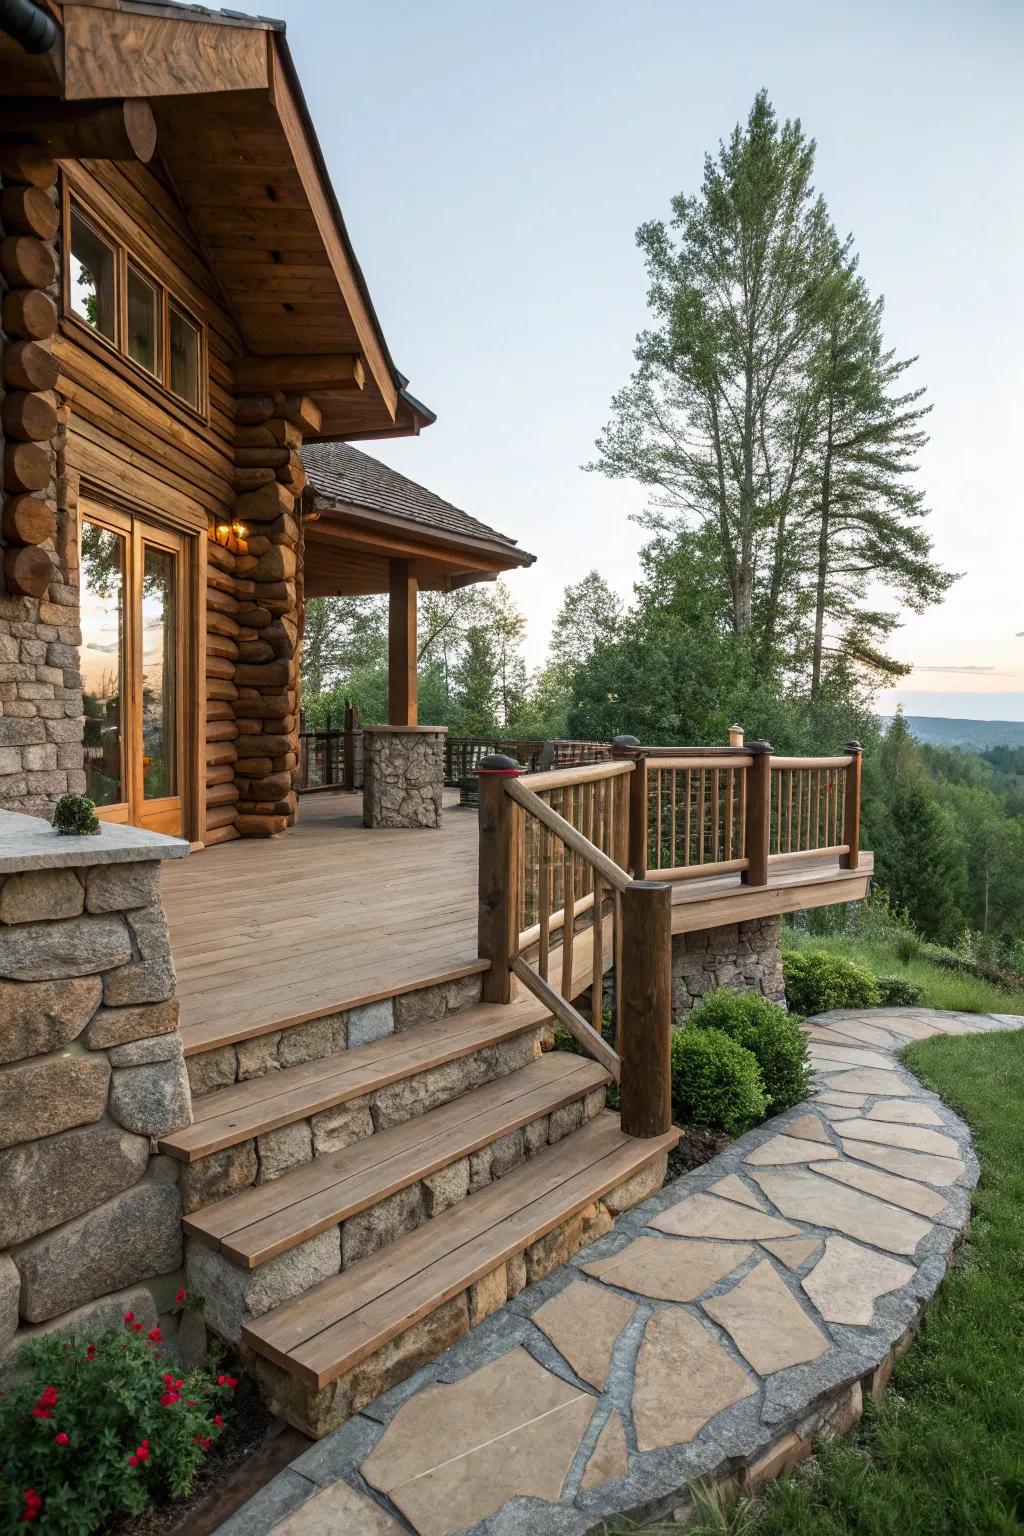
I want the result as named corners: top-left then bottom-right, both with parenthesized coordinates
top-left (477, 753), bottom-right (522, 774)
top-left (612, 735), bottom-right (641, 749)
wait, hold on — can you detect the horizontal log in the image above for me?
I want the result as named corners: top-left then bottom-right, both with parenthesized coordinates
top-left (1, 287), bottom-right (57, 341)
top-left (236, 603), bottom-right (271, 627)
top-left (2, 391), bottom-right (59, 443)
top-left (232, 692), bottom-right (293, 719)
top-left (206, 741), bottom-right (238, 766)
top-left (232, 467), bottom-right (276, 493)
top-left (0, 100), bottom-right (157, 163)
top-left (236, 755), bottom-right (274, 777)
top-left (0, 142), bottom-right (58, 190)
top-left (207, 567), bottom-right (255, 599)
top-left (235, 814), bottom-right (288, 838)
top-left (3, 441), bottom-right (50, 494)
top-left (205, 654), bottom-right (236, 682)
top-left (0, 185), bottom-right (59, 241)
top-left (208, 635), bottom-right (240, 663)
top-left (205, 699), bottom-right (236, 722)
top-left (0, 235), bottom-right (56, 290)
top-left (204, 803), bottom-right (239, 831)
top-left (233, 481), bottom-right (294, 524)
top-left (2, 339), bottom-right (58, 394)
top-left (206, 762), bottom-right (235, 787)
top-left (203, 824), bottom-right (241, 847)
top-left (2, 494), bottom-right (55, 546)
top-left (235, 446), bottom-right (291, 469)
top-left (206, 678), bottom-right (239, 702)
top-left (237, 794), bottom-right (297, 817)
top-left (235, 771), bottom-right (292, 798)
top-left (236, 419), bottom-right (301, 450)
top-left (206, 541), bottom-right (237, 575)
top-left (280, 394), bottom-right (321, 435)
top-left (234, 353), bottom-right (363, 394)
top-left (206, 782), bottom-right (240, 807)
top-left (206, 720), bottom-right (239, 743)
top-left (4, 544), bottom-right (50, 598)
top-left (275, 453), bottom-right (306, 494)
top-left (206, 611), bottom-right (241, 639)
top-left (235, 396), bottom-right (276, 425)
top-left (234, 659), bottom-right (292, 688)
top-left (236, 640), bottom-right (275, 664)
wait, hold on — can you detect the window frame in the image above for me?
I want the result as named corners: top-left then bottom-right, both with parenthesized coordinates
top-left (62, 190), bottom-right (208, 420)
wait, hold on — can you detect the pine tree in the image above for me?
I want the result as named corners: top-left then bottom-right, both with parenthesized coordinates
top-left (877, 777), bottom-right (967, 942)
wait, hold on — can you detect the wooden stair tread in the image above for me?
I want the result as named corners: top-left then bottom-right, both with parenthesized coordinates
top-left (159, 998), bottom-right (551, 1163)
top-left (184, 1054), bottom-right (610, 1268)
top-left (243, 1112), bottom-right (679, 1389)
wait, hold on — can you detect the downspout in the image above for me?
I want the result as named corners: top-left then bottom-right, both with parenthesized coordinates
top-left (0, 0), bottom-right (56, 53)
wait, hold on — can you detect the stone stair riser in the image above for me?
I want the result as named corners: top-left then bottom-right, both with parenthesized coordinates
top-left (182, 1083), bottom-right (609, 1343)
top-left (180, 1028), bottom-right (550, 1214)
top-left (184, 973), bottom-right (485, 1099)
top-left (247, 1152), bottom-right (669, 1439)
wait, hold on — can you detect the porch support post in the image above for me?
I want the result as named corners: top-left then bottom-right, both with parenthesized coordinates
top-left (618, 879), bottom-right (673, 1137)
top-left (388, 558), bottom-right (417, 726)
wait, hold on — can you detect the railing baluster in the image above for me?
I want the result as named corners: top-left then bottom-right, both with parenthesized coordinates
top-left (561, 846), bottom-right (576, 998)
top-left (697, 768), bottom-right (706, 864)
top-left (591, 872), bottom-right (604, 1025)
top-left (538, 821), bottom-right (551, 982)
top-left (685, 767), bottom-right (692, 866)
top-left (725, 767), bottom-right (734, 860)
top-left (711, 767), bottom-right (720, 863)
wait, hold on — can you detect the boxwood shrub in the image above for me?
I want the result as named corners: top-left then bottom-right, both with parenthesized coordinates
top-left (669, 1026), bottom-right (767, 1135)
top-left (688, 989), bottom-right (812, 1114)
top-left (783, 949), bottom-right (881, 1016)
top-left (877, 974), bottom-right (925, 1007)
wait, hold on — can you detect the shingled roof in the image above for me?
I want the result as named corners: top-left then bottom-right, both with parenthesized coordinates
top-left (302, 442), bottom-right (534, 564)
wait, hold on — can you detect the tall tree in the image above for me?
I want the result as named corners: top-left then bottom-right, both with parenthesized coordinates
top-left (588, 91), bottom-right (832, 644)
top-left (799, 252), bottom-right (954, 694)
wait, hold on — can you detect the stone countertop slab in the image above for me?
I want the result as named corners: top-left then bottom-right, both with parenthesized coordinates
top-left (0, 811), bottom-right (189, 874)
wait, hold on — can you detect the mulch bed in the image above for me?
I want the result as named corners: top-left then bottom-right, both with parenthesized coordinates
top-left (667, 1123), bottom-right (734, 1179)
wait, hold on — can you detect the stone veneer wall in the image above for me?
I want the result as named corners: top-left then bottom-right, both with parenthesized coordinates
top-left (1, 151), bottom-right (86, 819)
top-left (0, 816), bottom-right (191, 1369)
top-left (362, 726), bottom-right (445, 829)
top-left (671, 916), bottom-right (786, 1019)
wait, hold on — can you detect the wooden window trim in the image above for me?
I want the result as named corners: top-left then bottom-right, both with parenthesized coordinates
top-left (62, 185), bottom-right (210, 423)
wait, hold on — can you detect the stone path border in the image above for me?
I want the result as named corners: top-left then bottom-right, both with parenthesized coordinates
top-left (216, 1009), bottom-right (1022, 1536)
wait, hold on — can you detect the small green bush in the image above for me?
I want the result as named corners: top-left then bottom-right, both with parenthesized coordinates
top-left (688, 990), bottom-right (812, 1113)
top-left (0, 1313), bottom-right (235, 1534)
top-left (52, 793), bottom-right (100, 836)
top-left (877, 975), bottom-right (925, 1007)
top-left (783, 949), bottom-right (881, 1016)
top-left (670, 1027), bottom-right (767, 1135)
top-left (894, 931), bottom-right (923, 966)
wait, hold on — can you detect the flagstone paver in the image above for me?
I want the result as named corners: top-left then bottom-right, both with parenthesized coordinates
top-left (762, 1236), bottom-right (821, 1270)
top-left (581, 1235), bottom-right (753, 1302)
top-left (531, 1278), bottom-right (635, 1387)
top-left (631, 1306), bottom-right (757, 1451)
top-left (801, 1236), bottom-right (916, 1325)
top-left (650, 1191), bottom-right (800, 1241)
top-left (703, 1258), bottom-right (830, 1373)
top-left (220, 1008), bottom-right (1022, 1536)
top-left (708, 1173), bottom-right (765, 1209)
top-left (866, 1101), bottom-right (943, 1126)
top-left (783, 1113), bottom-right (831, 1143)
top-left (810, 1157), bottom-right (950, 1218)
top-left (745, 1133), bottom-right (838, 1166)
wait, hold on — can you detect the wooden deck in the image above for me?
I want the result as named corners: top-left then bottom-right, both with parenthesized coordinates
top-left (163, 789), bottom-right (484, 1055)
top-left (163, 786), bottom-right (872, 1057)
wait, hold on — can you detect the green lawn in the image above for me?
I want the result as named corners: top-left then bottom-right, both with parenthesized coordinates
top-left (781, 927), bottom-right (1024, 1017)
top-left (627, 1028), bottom-right (1024, 1536)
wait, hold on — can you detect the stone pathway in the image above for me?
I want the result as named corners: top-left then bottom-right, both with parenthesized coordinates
top-left (217, 1009), bottom-right (1022, 1536)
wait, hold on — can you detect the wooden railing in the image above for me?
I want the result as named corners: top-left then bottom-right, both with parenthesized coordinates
top-left (444, 736), bottom-right (612, 785)
top-left (478, 757), bottom-right (671, 1138)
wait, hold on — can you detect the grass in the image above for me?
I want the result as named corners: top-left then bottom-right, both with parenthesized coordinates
top-left (781, 927), bottom-right (1024, 1016)
top-left (621, 1028), bottom-right (1024, 1536)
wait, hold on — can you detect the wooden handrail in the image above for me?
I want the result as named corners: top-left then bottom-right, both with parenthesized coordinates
top-left (646, 753), bottom-right (754, 771)
top-left (511, 955), bottom-right (621, 1080)
top-left (770, 755), bottom-right (854, 770)
top-left (506, 779), bottom-right (631, 892)
top-left (524, 760), bottom-right (634, 792)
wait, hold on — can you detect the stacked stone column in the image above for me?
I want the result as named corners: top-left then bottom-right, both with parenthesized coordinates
top-left (0, 143), bottom-right (85, 818)
top-left (228, 394), bottom-right (309, 838)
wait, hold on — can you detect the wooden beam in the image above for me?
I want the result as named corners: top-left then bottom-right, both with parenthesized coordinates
top-left (0, 100), bottom-right (157, 163)
top-left (234, 354), bottom-right (364, 394)
top-left (388, 558), bottom-right (417, 727)
top-left (62, 7), bottom-right (269, 100)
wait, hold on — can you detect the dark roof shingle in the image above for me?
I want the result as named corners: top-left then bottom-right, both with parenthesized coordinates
top-left (302, 442), bottom-right (533, 563)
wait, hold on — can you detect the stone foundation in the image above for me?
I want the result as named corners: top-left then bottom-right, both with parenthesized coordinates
top-left (362, 725), bottom-right (445, 829)
top-left (0, 815), bottom-right (191, 1371)
top-left (249, 1152), bottom-right (667, 1439)
top-left (671, 916), bottom-right (786, 1019)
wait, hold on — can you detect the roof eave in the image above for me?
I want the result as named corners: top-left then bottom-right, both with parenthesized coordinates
top-left (307, 494), bottom-right (536, 572)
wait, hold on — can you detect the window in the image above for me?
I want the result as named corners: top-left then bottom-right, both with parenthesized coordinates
top-left (64, 195), bottom-right (206, 412)
top-left (69, 208), bottom-right (116, 341)
top-left (169, 304), bottom-right (200, 409)
top-left (126, 264), bottom-right (160, 376)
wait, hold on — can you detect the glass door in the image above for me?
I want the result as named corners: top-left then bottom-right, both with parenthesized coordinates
top-left (81, 505), bottom-right (187, 836)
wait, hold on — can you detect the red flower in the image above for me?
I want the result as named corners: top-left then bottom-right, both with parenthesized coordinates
top-left (213, 1414), bottom-right (224, 1428)
top-left (86, 1345), bottom-right (96, 1360)
top-left (31, 1406), bottom-right (51, 1421)
top-left (193, 1433), bottom-right (212, 1450)
top-left (128, 1454), bottom-right (139, 1467)
top-left (148, 1328), bottom-right (163, 1343)
top-left (175, 1287), bottom-right (187, 1305)
top-left (217, 1374), bottom-right (226, 1385)
top-left (123, 1312), bottom-right (134, 1324)
top-left (136, 1444), bottom-right (150, 1462)
top-left (54, 1432), bottom-right (69, 1447)
top-left (225, 1375), bottom-right (237, 1390)
top-left (131, 1322), bottom-right (143, 1333)
top-left (20, 1487), bottom-right (42, 1523)
top-left (37, 1387), bottom-right (58, 1407)
top-left (160, 1390), bottom-right (181, 1407)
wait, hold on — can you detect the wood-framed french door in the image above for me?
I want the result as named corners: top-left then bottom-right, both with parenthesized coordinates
top-left (80, 500), bottom-right (192, 836)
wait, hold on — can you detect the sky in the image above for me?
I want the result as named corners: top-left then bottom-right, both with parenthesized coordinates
top-left (272, 0), bottom-right (1023, 719)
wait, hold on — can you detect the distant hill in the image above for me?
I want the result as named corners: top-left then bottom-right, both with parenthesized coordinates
top-left (888, 716), bottom-right (1024, 750)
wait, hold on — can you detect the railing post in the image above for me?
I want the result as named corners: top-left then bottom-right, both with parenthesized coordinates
top-left (742, 740), bottom-right (772, 886)
top-left (842, 741), bottom-right (863, 870)
top-left (477, 753), bottom-right (523, 1004)
top-left (612, 736), bottom-right (647, 879)
top-left (618, 879), bottom-right (673, 1137)
top-left (729, 723), bottom-right (744, 748)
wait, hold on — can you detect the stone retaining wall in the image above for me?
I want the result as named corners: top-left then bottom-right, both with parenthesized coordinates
top-left (363, 726), bottom-right (445, 829)
top-left (671, 915), bottom-right (786, 1018)
top-left (0, 815), bottom-right (190, 1370)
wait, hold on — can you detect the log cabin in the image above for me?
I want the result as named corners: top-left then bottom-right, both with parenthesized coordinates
top-left (0, 0), bottom-right (875, 1449)
top-left (0, 0), bottom-right (533, 847)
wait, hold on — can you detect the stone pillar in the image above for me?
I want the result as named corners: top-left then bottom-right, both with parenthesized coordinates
top-left (0, 145), bottom-right (85, 819)
top-left (670, 916), bottom-right (786, 1021)
top-left (362, 726), bottom-right (445, 829)
top-left (0, 814), bottom-right (191, 1368)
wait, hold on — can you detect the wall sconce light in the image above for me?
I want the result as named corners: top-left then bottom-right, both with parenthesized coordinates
top-left (209, 519), bottom-right (250, 554)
